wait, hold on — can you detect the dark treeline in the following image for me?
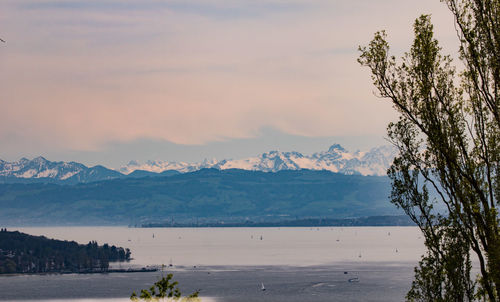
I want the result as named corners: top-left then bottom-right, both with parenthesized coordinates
top-left (0, 229), bottom-right (130, 274)
top-left (142, 215), bottom-right (415, 228)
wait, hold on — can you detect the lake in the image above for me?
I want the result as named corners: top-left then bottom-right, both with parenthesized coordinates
top-left (1, 226), bottom-right (425, 301)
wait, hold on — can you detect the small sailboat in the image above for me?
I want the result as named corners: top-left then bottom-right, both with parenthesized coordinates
top-left (261, 283), bottom-right (266, 291)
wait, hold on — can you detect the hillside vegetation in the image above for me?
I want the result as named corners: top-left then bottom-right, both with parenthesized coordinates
top-left (0, 229), bottom-right (130, 273)
top-left (0, 169), bottom-right (397, 225)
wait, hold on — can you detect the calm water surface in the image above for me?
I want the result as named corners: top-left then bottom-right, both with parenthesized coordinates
top-left (1, 227), bottom-right (425, 301)
top-left (15, 226), bottom-right (424, 266)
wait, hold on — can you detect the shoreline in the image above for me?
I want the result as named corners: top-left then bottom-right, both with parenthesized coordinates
top-left (5, 215), bottom-right (416, 228)
top-left (0, 266), bottom-right (159, 277)
top-left (0, 262), bottom-right (416, 301)
top-left (0, 261), bottom-right (418, 276)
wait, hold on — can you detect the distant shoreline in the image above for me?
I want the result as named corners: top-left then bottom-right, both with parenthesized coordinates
top-left (141, 215), bottom-right (415, 228)
top-left (0, 266), bottom-right (158, 277)
top-left (5, 215), bottom-right (416, 228)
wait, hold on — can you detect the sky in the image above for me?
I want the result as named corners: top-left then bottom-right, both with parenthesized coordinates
top-left (0, 0), bottom-right (458, 168)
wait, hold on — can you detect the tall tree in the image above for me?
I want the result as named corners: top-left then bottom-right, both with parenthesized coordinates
top-left (358, 0), bottom-right (499, 300)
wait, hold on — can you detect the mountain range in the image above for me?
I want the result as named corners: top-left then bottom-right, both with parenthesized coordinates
top-left (0, 144), bottom-right (396, 184)
top-left (0, 169), bottom-right (399, 225)
top-left (0, 145), bottom-right (406, 226)
top-left (121, 144), bottom-right (396, 176)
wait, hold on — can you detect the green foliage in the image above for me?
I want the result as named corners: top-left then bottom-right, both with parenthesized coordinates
top-left (130, 273), bottom-right (200, 302)
top-left (359, 0), bottom-right (499, 300)
top-left (0, 229), bottom-right (130, 274)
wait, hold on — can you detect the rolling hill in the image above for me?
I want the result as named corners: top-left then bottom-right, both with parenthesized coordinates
top-left (0, 169), bottom-right (398, 226)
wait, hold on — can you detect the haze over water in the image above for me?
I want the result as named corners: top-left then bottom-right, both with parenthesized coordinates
top-left (0, 227), bottom-right (425, 301)
top-left (17, 226), bottom-right (425, 267)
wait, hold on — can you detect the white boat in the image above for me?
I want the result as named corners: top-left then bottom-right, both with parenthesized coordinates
top-left (261, 283), bottom-right (266, 291)
top-left (348, 277), bottom-right (360, 283)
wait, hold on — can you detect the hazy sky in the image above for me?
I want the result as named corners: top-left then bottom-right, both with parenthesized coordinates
top-left (0, 0), bottom-right (457, 168)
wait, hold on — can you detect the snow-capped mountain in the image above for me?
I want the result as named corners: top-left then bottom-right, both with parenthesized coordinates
top-left (0, 144), bottom-right (397, 184)
top-left (0, 157), bottom-right (122, 183)
top-left (121, 144), bottom-right (397, 176)
top-left (119, 158), bottom-right (219, 174)
top-left (0, 157), bottom-right (85, 180)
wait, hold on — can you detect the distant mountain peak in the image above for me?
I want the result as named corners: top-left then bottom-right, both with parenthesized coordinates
top-left (120, 144), bottom-right (397, 176)
top-left (32, 156), bottom-right (49, 164)
top-left (0, 144), bottom-right (397, 184)
top-left (0, 157), bottom-right (121, 184)
top-left (327, 143), bottom-right (346, 153)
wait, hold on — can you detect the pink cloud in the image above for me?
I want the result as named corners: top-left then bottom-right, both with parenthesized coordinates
top-left (0, 0), bottom-right (455, 152)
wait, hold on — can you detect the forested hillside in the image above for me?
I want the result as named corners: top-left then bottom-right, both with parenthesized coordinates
top-left (0, 229), bottom-right (130, 273)
top-left (0, 169), bottom-right (397, 225)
